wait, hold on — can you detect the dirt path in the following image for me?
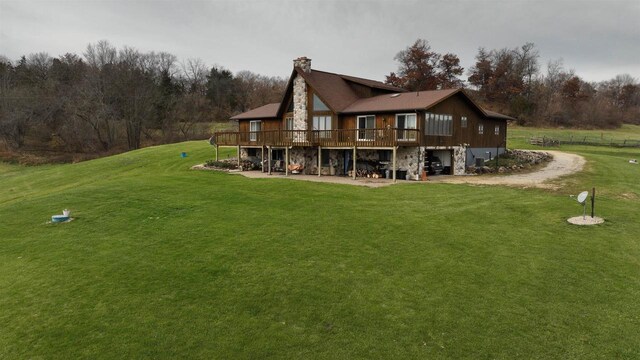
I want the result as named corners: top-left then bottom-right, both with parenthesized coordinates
top-left (428, 150), bottom-right (586, 189)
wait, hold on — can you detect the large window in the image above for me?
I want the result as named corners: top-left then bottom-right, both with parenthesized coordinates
top-left (357, 115), bottom-right (375, 140)
top-left (249, 120), bottom-right (261, 141)
top-left (396, 113), bottom-right (417, 140)
top-left (313, 115), bottom-right (332, 138)
top-left (425, 113), bottom-right (453, 136)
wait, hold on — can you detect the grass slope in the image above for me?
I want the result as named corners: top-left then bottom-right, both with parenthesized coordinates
top-left (1, 136), bottom-right (639, 359)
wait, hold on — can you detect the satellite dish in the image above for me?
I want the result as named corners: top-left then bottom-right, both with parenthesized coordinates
top-left (577, 191), bottom-right (588, 204)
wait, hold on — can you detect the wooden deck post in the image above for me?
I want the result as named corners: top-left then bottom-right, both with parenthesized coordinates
top-left (352, 147), bottom-right (357, 180)
top-left (285, 147), bottom-right (289, 176)
top-left (392, 146), bottom-right (397, 183)
top-left (268, 146), bottom-right (272, 175)
top-left (318, 146), bottom-right (322, 177)
top-left (261, 146), bottom-right (264, 172)
top-left (237, 145), bottom-right (241, 168)
top-left (215, 144), bottom-right (219, 161)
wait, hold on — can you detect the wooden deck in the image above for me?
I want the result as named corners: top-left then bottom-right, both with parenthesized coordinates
top-left (212, 128), bottom-right (421, 148)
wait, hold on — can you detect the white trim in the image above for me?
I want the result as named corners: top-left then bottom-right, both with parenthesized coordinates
top-left (357, 115), bottom-right (376, 141)
top-left (396, 113), bottom-right (417, 141)
top-left (312, 115), bottom-right (332, 138)
top-left (250, 120), bottom-right (261, 141)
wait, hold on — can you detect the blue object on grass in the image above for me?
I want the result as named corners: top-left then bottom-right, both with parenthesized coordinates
top-left (181, 152), bottom-right (187, 158)
top-left (52, 215), bottom-right (70, 223)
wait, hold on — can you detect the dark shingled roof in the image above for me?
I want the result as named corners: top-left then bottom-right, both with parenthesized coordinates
top-left (485, 110), bottom-right (515, 120)
top-left (229, 66), bottom-right (514, 121)
top-left (230, 103), bottom-right (279, 120)
top-left (296, 69), bottom-right (360, 112)
top-left (342, 89), bottom-right (460, 113)
top-left (335, 73), bottom-right (406, 93)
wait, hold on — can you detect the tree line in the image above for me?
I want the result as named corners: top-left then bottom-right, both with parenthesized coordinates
top-left (386, 39), bottom-right (639, 128)
top-left (0, 40), bottom-right (286, 156)
top-left (1, 39), bottom-right (639, 161)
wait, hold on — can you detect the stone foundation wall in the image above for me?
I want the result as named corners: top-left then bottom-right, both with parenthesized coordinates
top-left (290, 148), bottom-right (344, 175)
top-left (240, 146), bottom-right (469, 178)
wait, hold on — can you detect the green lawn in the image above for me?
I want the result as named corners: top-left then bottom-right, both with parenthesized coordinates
top-left (1, 132), bottom-right (639, 358)
top-left (508, 124), bottom-right (640, 149)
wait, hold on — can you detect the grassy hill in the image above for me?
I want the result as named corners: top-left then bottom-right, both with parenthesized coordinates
top-left (1, 129), bottom-right (639, 359)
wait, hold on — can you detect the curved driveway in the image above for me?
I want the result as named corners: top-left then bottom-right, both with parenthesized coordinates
top-left (431, 150), bottom-right (586, 189)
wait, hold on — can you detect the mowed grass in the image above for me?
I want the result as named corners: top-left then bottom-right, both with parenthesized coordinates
top-left (1, 135), bottom-right (639, 358)
top-left (508, 124), bottom-right (640, 149)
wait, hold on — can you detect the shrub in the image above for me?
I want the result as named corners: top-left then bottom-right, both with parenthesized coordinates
top-left (204, 160), bottom-right (236, 169)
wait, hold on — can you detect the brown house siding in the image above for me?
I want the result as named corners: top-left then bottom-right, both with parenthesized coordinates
top-left (233, 91), bottom-right (506, 149)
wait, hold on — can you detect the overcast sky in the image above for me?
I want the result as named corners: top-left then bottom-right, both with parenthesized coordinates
top-left (1, 0), bottom-right (638, 83)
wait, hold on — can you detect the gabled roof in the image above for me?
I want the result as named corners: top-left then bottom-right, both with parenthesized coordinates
top-left (230, 103), bottom-right (279, 120)
top-left (342, 88), bottom-right (515, 121)
top-left (274, 68), bottom-right (405, 116)
top-left (296, 69), bottom-right (360, 112)
top-left (230, 65), bottom-right (514, 121)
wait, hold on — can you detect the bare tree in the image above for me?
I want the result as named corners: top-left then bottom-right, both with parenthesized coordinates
top-left (181, 58), bottom-right (208, 94)
top-left (84, 40), bottom-right (117, 68)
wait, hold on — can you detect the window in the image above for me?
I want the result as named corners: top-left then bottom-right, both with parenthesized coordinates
top-left (285, 117), bottom-right (293, 130)
top-left (313, 94), bottom-right (330, 111)
top-left (478, 123), bottom-right (484, 135)
top-left (396, 113), bottom-right (417, 140)
top-left (313, 115), bottom-right (332, 138)
top-left (249, 120), bottom-right (261, 141)
top-left (247, 148), bottom-right (257, 157)
top-left (495, 125), bottom-right (500, 135)
top-left (357, 115), bottom-right (375, 140)
top-left (425, 113), bottom-right (453, 136)
top-left (461, 116), bottom-right (468, 128)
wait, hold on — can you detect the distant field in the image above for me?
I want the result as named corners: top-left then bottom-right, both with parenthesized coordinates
top-left (1, 128), bottom-right (639, 359)
top-left (508, 124), bottom-right (640, 149)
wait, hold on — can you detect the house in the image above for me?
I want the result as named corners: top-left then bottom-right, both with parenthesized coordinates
top-left (211, 57), bottom-right (513, 180)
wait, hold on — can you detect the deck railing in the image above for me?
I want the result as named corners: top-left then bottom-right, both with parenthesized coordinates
top-left (212, 128), bottom-right (420, 147)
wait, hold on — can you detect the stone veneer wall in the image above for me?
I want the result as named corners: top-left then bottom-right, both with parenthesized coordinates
top-left (392, 146), bottom-right (468, 179)
top-left (395, 147), bottom-right (424, 180)
top-left (290, 148), bottom-right (344, 175)
top-left (292, 75), bottom-right (307, 133)
top-left (452, 145), bottom-right (467, 175)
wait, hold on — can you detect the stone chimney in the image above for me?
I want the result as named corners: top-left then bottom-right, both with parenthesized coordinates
top-left (293, 56), bottom-right (311, 73)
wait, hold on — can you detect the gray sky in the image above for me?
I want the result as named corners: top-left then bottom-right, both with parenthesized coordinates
top-left (1, 0), bottom-right (639, 83)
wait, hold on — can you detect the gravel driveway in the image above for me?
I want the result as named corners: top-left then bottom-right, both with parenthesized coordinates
top-left (429, 150), bottom-right (586, 189)
top-left (197, 150), bottom-right (586, 189)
